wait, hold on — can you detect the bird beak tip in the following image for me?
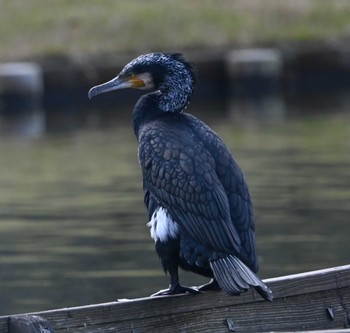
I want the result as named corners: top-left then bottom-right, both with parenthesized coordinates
top-left (88, 89), bottom-right (94, 100)
top-left (88, 76), bottom-right (134, 101)
top-left (88, 86), bottom-right (100, 100)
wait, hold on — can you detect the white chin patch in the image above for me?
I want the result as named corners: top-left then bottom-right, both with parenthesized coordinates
top-left (138, 72), bottom-right (154, 90)
top-left (147, 207), bottom-right (179, 242)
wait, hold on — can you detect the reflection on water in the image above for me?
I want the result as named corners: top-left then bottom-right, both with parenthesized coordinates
top-left (0, 108), bottom-right (45, 137)
top-left (0, 99), bottom-right (350, 315)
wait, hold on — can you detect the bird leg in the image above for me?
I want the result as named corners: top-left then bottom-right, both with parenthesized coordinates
top-left (151, 263), bottom-right (200, 296)
top-left (197, 278), bottom-right (221, 292)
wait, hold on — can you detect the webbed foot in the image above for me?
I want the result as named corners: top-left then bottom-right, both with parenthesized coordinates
top-left (197, 279), bottom-right (221, 292)
top-left (151, 283), bottom-right (201, 296)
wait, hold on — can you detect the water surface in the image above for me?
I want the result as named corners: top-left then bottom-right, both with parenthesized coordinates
top-left (0, 98), bottom-right (350, 315)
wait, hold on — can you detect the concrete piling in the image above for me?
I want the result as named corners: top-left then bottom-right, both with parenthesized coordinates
top-left (0, 63), bottom-right (45, 136)
top-left (226, 48), bottom-right (286, 121)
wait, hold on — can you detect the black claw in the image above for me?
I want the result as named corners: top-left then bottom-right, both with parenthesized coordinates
top-left (151, 283), bottom-right (201, 296)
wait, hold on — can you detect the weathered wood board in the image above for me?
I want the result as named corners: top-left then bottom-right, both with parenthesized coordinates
top-left (1, 265), bottom-right (349, 332)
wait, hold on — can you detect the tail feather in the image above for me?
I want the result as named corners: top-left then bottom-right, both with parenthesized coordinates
top-left (212, 260), bottom-right (245, 294)
top-left (210, 255), bottom-right (273, 301)
top-left (221, 259), bottom-right (249, 290)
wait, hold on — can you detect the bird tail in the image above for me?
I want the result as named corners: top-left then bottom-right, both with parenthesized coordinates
top-left (210, 255), bottom-right (273, 301)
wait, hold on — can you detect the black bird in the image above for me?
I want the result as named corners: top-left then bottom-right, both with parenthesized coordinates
top-left (88, 52), bottom-right (272, 301)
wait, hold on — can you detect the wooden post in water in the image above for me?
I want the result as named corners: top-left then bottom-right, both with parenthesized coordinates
top-left (226, 48), bottom-right (285, 121)
top-left (0, 62), bottom-right (44, 136)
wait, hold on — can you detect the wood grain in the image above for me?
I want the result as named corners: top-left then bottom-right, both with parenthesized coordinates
top-left (0, 265), bottom-right (349, 333)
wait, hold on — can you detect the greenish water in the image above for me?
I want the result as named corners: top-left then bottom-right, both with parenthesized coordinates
top-left (0, 105), bottom-right (350, 315)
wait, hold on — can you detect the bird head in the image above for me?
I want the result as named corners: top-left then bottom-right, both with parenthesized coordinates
top-left (88, 53), bottom-right (196, 108)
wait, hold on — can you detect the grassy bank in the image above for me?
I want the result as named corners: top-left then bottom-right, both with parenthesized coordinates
top-left (2, 0), bottom-right (350, 61)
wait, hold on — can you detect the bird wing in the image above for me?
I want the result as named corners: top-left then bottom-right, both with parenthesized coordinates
top-left (185, 114), bottom-right (258, 271)
top-left (139, 120), bottom-right (243, 254)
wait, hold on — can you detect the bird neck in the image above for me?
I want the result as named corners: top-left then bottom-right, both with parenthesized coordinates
top-left (157, 77), bottom-right (193, 114)
top-left (132, 83), bottom-right (192, 138)
top-left (132, 92), bottom-right (163, 138)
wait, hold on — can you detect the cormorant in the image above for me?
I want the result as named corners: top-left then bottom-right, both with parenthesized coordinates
top-left (88, 52), bottom-right (272, 301)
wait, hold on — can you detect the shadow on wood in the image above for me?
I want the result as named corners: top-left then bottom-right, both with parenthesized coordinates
top-left (1, 265), bottom-right (350, 333)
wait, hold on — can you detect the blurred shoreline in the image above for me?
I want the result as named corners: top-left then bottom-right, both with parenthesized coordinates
top-left (35, 39), bottom-right (350, 111)
top-left (1, 38), bottom-right (350, 136)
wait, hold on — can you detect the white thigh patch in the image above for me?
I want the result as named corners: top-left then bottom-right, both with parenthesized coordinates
top-left (147, 207), bottom-right (179, 242)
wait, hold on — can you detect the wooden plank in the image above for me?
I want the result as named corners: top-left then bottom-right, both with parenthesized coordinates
top-left (286, 331), bottom-right (350, 333)
top-left (8, 315), bottom-right (54, 333)
top-left (0, 265), bottom-right (349, 333)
